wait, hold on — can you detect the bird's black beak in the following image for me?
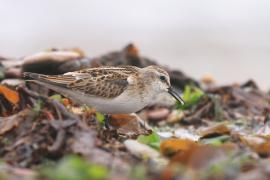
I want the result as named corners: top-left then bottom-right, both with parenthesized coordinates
top-left (168, 87), bottom-right (185, 105)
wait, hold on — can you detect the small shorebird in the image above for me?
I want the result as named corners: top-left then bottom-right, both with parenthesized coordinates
top-left (24, 66), bottom-right (184, 127)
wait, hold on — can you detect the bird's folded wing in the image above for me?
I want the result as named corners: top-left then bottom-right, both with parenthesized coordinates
top-left (24, 68), bottom-right (133, 99)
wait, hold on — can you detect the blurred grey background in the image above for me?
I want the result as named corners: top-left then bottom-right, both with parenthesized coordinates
top-left (0, 0), bottom-right (269, 89)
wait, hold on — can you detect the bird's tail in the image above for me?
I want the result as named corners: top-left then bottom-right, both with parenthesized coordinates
top-left (23, 72), bottom-right (85, 105)
top-left (23, 72), bottom-right (67, 87)
top-left (23, 72), bottom-right (65, 91)
top-left (23, 72), bottom-right (42, 80)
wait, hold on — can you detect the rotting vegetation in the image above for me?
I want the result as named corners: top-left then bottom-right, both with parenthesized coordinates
top-left (0, 44), bottom-right (270, 180)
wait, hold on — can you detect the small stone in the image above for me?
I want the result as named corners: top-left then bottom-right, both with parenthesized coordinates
top-left (147, 108), bottom-right (170, 121)
top-left (124, 140), bottom-right (159, 159)
top-left (22, 50), bottom-right (84, 74)
top-left (201, 74), bottom-right (215, 85)
top-left (174, 128), bottom-right (200, 141)
top-left (157, 131), bottom-right (173, 139)
top-left (1, 79), bottom-right (24, 87)
top-left (167, 110), bottom-right (184, 123)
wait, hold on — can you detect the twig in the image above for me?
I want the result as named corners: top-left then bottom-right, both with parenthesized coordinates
top-left (50, 100), bottom-right (79, 121)
top-left (48, 129), bottom-right (66, 152)
top-left (18, 84), bottom-right (79, 121)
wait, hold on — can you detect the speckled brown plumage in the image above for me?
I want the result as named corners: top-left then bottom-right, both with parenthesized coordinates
top-left (24, 66), bottom-right (140, 98)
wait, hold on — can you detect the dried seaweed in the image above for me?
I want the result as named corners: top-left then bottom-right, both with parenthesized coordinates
top-left (0, 45), bottom-right (269, 180)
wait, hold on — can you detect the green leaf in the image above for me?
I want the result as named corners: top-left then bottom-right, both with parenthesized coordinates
top-left (210, 95), bottom-right (224, 121)
top-left (33, 99), bottom-right (44, 113)
top-left (176, 85), bottom-right (204, 109)
top-left (41, 155), bottom-right (108, 180)
top-left (86, 164), bottom-right (108, 179)
top-left (201, 135), bottom-right (230, 146)
top-left (81, 105), bottom-right (91, 112)
top-left (131, 165), bottom-right (147, 180)
top-left (203, 153), bottom-right (252, 179)
top-left (0, 66), bottom-right (5, 80)
top-left (137, 132), bottom-right (160, 150)
top-left (50, 94), bottom-right (62, 101)
top-left (96, 112), bottom-right (105, 125)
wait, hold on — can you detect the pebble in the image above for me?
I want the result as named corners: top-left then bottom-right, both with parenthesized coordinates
top-left (167, 110), bottom-right (184, 123)
top-left (124, 140), bottom-right (159, 159)
top-left (1, 79), bottom-right (24, 87)
top-left (174, 128), bottom-right (200, 141)
top-left (147, 108), bottom-right (170, 121)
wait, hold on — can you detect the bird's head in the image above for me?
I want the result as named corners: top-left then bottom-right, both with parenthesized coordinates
top-left (140, 66), bottom-right (184, 104)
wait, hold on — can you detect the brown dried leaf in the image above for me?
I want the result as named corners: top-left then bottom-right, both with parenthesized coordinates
top-left (254, 141), bottom-right (270, 157)
top-left (0, 109), bottom-right (30, 135)
top-left (0, 163), bottom-right (37, 180)
top-left (239, 135), bottom-right (266, 148)
top-left (239, 133), bottom-right (270, 157)
top-left (171, 144), bottom-right (234, 169)
top-left (110, 114), bottom-right (151, 137)
top-left (71, 130), bottom-right (95, 156)
top-left (232, 87), bottom-right (270, 111)
top-left (200, 124), bottom-right (230, 138)
top-left (110, 114), bottom-right (136, 127)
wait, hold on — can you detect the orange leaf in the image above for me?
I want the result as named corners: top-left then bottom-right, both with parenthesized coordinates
top-left (254, 141), bottom-right (270, 157)
top-left (160, 138), bottom-right (198, 157)
top-left (110, 114), bottom-right (136, 127)
top-left (171, 144), bottom-right (231, 169)
top-left (0, 85), bottom-right (19, 105)
top-left (61, 98), bottom-right (72, 106)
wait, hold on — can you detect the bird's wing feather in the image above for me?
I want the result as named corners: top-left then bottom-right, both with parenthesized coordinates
top-left (24, 66), bottom-right (140, 99)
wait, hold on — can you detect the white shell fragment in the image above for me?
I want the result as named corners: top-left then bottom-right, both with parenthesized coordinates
top-left (174, 128), bottom-right (200, 141)
top-left (124, 140), bottom-right (159, 159)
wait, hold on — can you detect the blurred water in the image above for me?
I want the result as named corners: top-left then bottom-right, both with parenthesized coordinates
top-left (0, 0), bottom-right (269, 90)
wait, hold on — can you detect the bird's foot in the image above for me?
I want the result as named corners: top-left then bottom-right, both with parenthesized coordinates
top-left (104, 114), bottom-right (111, 129)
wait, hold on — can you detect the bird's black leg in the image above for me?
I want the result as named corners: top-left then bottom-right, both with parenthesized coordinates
top-left (104, 114), bottom-right (111, 129)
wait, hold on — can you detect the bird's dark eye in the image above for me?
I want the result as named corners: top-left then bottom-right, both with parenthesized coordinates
top-left (159, 75), bottom-right (166, 81)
